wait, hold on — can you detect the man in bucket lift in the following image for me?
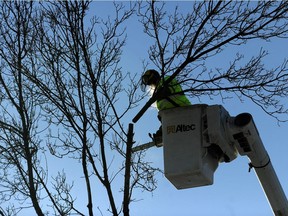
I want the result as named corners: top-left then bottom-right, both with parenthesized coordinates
top-left (141, 69), bottom-right (191, 144)
top-left (141, 69), bottom-right (228, 162)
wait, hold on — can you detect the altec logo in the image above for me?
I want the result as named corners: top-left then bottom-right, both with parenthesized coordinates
top-left (167, 124), bottom-right (196, 134)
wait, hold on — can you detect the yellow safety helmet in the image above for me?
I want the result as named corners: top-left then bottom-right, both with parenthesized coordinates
top-left (141, 69), bottom-right (160, 91)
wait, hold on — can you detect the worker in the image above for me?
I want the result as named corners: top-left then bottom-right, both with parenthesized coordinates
top-left (141, 69), bottom-right (191, 144)
top-left (141, 69), bottom-right (191, 110)
top-left (141, 69), bottom-right (227, 161)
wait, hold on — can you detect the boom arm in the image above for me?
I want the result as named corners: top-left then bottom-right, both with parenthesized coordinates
top-left (229, 113), bottom-right (288, 216)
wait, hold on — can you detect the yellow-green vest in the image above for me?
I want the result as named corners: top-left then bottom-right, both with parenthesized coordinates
top-left (156, 76), bottom-right (191, 110)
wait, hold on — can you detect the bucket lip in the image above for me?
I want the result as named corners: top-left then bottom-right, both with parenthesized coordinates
top-left (159, 104), bottom-right (208, 115)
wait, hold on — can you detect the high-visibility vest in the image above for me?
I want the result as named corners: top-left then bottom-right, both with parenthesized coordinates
top-left (156, 76), bottom-right (191, 110)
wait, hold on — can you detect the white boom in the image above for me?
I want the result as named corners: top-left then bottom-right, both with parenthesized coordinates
top-left (230, 112), bottom-right (288, 215)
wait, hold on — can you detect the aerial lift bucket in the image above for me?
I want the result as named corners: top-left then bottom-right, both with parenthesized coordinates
top-left (135, 103), bottom-right (287, 215)
top-left (159, 105), bottom-right (218, 189)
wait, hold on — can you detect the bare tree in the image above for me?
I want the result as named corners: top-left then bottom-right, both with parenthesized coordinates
top-left (2, 1), bottom-right (286, 216)
top-left (27, 1), bottom-right (159, 216)
top-left (0, 1), bottom-right (158, 215)
top-left (0, 2), bottom-right (84, 216)
top-left (0, 2), bottom-right (45, 215)
top-left (133, 1), bottom-right (288, 123)
top-left (0, 1), bottom-right (160, 215)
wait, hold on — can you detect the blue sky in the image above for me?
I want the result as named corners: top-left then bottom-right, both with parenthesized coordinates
top-left (117, 2), bottom-right (288, 216)
top-left (11, 1), bottom-right (288, 215)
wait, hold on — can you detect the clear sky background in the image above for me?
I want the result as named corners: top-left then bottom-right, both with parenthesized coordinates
top-left (13, 1), bottom-right (288, 216)
top-left (111, 2), bottom-right (288, 216)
